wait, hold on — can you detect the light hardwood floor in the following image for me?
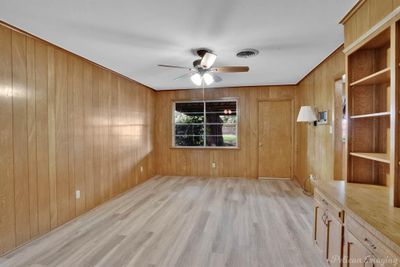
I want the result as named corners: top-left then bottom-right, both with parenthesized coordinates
top-left (0, 176), bottom-right (328, 267)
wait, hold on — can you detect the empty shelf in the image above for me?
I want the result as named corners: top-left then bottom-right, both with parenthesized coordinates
top-left (350, 112), bottom-right (390, 119)
top-left (350, 68), bottom-right (390, 87)
top-left (350, 152), bottom-right (390, 164)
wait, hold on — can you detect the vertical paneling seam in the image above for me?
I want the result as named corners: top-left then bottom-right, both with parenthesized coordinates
top-left (9, 27), bottom-right (16, 250)
top-left (33, 40), bottom-right (40, 237)
top-left (25, 34), bottom-right (33, 239)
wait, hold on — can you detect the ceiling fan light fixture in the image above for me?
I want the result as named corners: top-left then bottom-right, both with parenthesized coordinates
top-left (203, 73), bottom-right (214, 85)
top-left (190, 73), bottom-right (202, 86)
top-left (200, 52), bottom-right (217, 69)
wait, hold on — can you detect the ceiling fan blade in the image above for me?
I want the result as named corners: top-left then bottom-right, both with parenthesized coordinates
top-left (213, 75), bottom-right (223, 83)
top-left (173, 72), bottom-right (192, 81)
top-left (158, 64), bottom-right (193, 70)
top-left (212, 66), bottom-right (249, 73)
top-left (200, 52), bottom-right (217, 69)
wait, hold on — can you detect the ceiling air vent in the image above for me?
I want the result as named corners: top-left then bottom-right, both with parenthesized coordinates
top-left (236, 49), bottom-right (259, 58)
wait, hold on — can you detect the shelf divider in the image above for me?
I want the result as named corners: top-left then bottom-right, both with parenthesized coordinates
top-left (350, 152), bottom-right (390, 164)
top-left (350, 112), bottom-right (390, 119)
top-left (350, 67), bottom-right (390, 87)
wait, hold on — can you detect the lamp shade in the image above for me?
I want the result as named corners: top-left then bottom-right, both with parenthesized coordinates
top-left (203, 73), bottom-right (214, 85)
top-left (297, 106), bottom-right (317, 122)
top-left (190, 73), bottom-right (202, 86)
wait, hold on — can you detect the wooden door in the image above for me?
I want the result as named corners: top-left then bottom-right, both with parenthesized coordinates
top-left (258, 100), bottom-right (293, 179)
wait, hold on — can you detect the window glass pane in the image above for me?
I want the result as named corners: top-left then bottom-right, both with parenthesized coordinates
top-left (219, 115), bottom-right (237, 124)
top-left (206, 124), bottom-right (237, 136)
top-left (206, 101), bottom-right (237, 123)
top-left (206, 125), bottom-right (237, 147)
top-left (205, 101), bottom-right (237, 147)
top-left (175, 135), bottom-right (204, 147)
top-left (206, 135), bottom-right (237, 147)
top-left (175, 124), bottom-right (204, 135)
top-left (175, 102), bottom-right (204, 123)
top-left (222, 134), bottom-right (237, 147)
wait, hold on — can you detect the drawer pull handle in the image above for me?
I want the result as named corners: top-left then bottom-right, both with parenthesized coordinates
top-left (322, 211), bottom-right (329, 224)
top-left (347, 241), bottom-right (353, 262)
top-left (364, 238), bottom-right (377, 250)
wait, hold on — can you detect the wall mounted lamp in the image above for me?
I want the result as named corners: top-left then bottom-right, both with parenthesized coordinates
top-left (297, 106), bottom-right (317, 126)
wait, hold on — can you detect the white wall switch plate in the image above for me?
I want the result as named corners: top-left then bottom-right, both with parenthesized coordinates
top-left (212, 162), bottom-right (216, 168)
top-left (75, 190), bottom-right (80, 199)
top-left (140, 166), bottom-right (144, 173)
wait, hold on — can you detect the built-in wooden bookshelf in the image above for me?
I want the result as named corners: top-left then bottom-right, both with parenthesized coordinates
top-left (346, 26), bottom-right (395, 196)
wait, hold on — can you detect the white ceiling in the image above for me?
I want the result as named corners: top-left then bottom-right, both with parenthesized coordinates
top-left (0, 0), bottom-right (357, 90)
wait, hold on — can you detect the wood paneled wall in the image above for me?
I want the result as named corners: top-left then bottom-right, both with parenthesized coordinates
top-left (155, 49), bottom-right (345, 183)
top-left (295, 48), bottom-right (345, 185)
top-left (0, 24), bottom-right (155, 255)
top-left (154, 86), bottom-right (296, 178)
top-left (343, 0), bottom-right (400, 47)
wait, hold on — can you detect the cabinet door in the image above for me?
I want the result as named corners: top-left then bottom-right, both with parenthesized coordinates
top-left (315, 205), bottom-right (329, 259)
top-left (327, 217), bottom-right (343, 267)
top-left (344, 230), bottom-right (376, 267)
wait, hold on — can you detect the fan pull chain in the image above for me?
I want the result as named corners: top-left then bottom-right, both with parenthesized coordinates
top-left (202, 78), bottom-right (205, 101)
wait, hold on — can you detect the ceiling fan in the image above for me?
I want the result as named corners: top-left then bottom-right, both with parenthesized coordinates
top-left (158, 49), bottom-right (249, 86)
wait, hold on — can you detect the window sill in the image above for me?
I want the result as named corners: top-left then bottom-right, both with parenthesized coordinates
top-left (170, 146), bottom-right (240, 150)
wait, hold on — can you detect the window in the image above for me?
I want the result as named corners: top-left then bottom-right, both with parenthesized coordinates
top-left (173, 100), bottom-right (238, 148)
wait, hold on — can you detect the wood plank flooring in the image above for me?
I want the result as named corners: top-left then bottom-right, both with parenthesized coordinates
top-left (0, 176), bottom-right (328, 267)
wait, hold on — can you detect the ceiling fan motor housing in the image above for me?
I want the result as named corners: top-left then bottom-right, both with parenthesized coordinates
top-left (196, 48), bottom-right (212, 57)
top-left (193, 59), bottom-right (202, 68)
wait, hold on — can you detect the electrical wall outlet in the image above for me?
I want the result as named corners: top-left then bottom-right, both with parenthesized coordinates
top-left (140, 166), bottom-right (144, 173)
top-left (75, 190), bottom-right (80, 199)
top-left (212, 162), bottom-right (216, 168)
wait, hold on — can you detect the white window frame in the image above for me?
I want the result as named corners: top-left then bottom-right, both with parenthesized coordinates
top-left (172, 99), bottom-right (239, 149)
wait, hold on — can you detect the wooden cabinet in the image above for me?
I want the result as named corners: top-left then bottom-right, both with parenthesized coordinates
top-left (314, 190), bottom-right (344, 266)
top-left (313, 186), bottom-right (400, 267)
top-left (313, 184), bottom-right (400, 267)
top-left (345, 215), bottom-right (400, 267)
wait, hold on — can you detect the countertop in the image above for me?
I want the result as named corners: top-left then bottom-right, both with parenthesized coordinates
top-left (313, 180), bottom-right (400, 255)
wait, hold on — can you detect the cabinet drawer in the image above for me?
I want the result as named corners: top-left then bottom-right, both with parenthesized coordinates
top-left (344, 230), bottom-right (380, 267)
top-left (345, 215), bottom-right (399, 264)
top-left (314, 189), bottom-right (344, 223)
